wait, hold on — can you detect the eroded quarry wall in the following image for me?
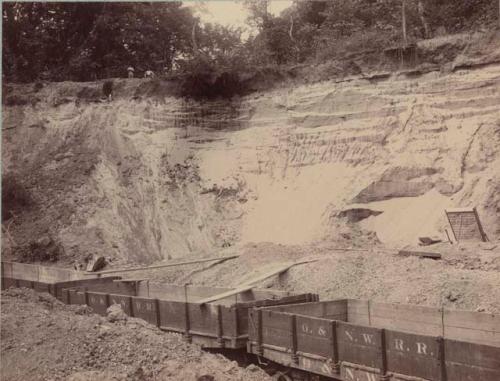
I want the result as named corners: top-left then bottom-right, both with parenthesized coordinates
top-left (2, 64), bottom-right (500, 264)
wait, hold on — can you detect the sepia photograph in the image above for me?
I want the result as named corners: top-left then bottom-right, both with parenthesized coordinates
top-left (1, 1), bottom-right (500, 380)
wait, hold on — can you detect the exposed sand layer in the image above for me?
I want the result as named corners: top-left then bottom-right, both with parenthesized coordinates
top-left (2, 42), bottom-right (500, 264)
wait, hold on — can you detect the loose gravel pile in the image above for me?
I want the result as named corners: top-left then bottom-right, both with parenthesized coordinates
top-left (0, 288), bottom-right (270, 381)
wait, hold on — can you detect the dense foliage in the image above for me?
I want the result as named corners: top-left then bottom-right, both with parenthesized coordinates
top-left (2, 0), bottom-right (498, 83)
top-left (2, 2), bottom-right (245, 82)
top-left (243, 0), bottom-right (498, 65)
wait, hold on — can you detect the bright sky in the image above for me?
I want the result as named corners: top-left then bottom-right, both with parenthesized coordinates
top-left (184, 1), bottom-right (293, 32)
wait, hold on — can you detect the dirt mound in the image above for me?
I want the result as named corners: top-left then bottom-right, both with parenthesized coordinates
top-left (136, 240), bottom-right (500, 315)
top-left (0, 288), bottom-right (270, 381)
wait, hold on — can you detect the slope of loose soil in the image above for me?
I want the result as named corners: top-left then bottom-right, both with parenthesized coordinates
top-left (115, 240), bottom-right (500, 314)
top-left (0, 288), bottom-right (270, 381)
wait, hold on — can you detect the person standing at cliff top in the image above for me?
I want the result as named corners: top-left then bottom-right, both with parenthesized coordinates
top-left (127, 66), bottom-right (134, 78)
top-left (144, 70), bottom-right (155, 78)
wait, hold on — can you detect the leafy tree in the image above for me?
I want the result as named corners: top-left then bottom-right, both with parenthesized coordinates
top-left (2, 0), bottom-right (497, 83)
top-left (244, 0), bottom-right (296, 65)
top-left (2, 2), bottom-right (196, 82)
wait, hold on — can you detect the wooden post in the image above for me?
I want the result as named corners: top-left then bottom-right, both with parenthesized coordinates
top-left (257, 309), bottom-right (264, 356)
top-left (291, 314), bottom-right (299, 364)
top-left (379, 329), bottom-right (390, 381)
top-left (216, 305), bottom-right (224, 348)
top-left (129, 296), bottom-right (135, 317)
top-left (63, 289), bottom-right (71, 305)
top-left (233, 307), bottom-right (239, 337)
top-left (368, 300), bottom-right (372, 326)
top-left (155, 299), bottom-right (161, 328)
top-left (104, 293), bottom-right (110, 310)
top-left (184, 284), bottom-right (192, 343)
top-left (330, 320), bottom-right (340, 375)
top-left (437, 337), bottom-right (447, 381)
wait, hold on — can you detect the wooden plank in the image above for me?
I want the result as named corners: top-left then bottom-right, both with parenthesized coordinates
top-left (446, 363), bottom-right (500, 381)
top-left (444, 309), bottom-right (500, 346)
top-left (337, 322), bottom-right (381, 368)
top-left (347, 299), bottom-right (370, 325)
top-left (221, 306), bottom-right (238, 340)
top-left (261, 310), bottom-right (293, 349)
top-left (1, 261), bottom-right (94, 282)
top-left (33, 281), bottom-right (51, 293)
top-left (197, 284), bottom-right (255, 305)
top-left (87, 292), bottom-right (109, 315)
top-left (445, 339), bottom-right (500, 381)
top-left (385, 330), bottom-right (440, 380)
top-left (248, 309), bottom-right (259, 342)
top-left (262, 301), bottom-right (326, 317)
top-left (131, 296), bottom-right (159, 326)
top-left (259, 300), bottom-right (347, 320)
top-left (445, 339), bottom-right (500, 369)
top-left (444, 309), bottom-right (500, 334)
top-left (158, 300), bottom-right (186, 331)
top-left (143, 282), bottom-right (232, 300)
top-left (188, 303), bottom-right (219, 335)
top-left (88, 255), bottom-right (240, 276)
top-left (296, 315), bottom-right (332, 357)
top-left (17, 279), bottom-right (34, 289)
top-left (1, 262), bottom-right (13, 278)
top-left (341, 363), bottom-right (380, 381)
top-left (61, 289), bottom-right (70, 304)
top-left (83, 280), bottom-right (137, 296)
top-left (398, 249), bottom-right (441, 259)
top-left (2, 277), bottom-right (17, 289)
top-left (11, 262), bottom-right (38, 281)
top-left (108, 294), bottom-right (133, 316)
top-left (369, 302), bottom-right (442, 336)
top-left (69, 290), bottom-right (86, 305)
top-left (236, 293), bottom-right (317, 309)
top-left (197, 259), bottom-right (317, 305)
top-left (323, 300), bottom-right (349, 320)
top-left (443, 327), bottom-right (500, 347)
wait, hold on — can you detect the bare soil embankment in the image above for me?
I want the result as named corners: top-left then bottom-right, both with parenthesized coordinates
top-left (1, 31), bottom-right (499, 270)
top-left (0, 288), bottom-right (270, 381)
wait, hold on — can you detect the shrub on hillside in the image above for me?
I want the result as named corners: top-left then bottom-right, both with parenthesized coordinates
top-left (178, 55), bottom-right (245, 99)
top-left (315, 28), bottom-right (399, 62)
top-left (17, 237), bottom-right (62, 262)
top-left (2, 174), bottom-right (33, 222)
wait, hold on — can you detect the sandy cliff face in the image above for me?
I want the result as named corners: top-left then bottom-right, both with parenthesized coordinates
top-left (236, 66), bottom-right (500, 246)
top-left (2, 64), bottom-right (500, 264)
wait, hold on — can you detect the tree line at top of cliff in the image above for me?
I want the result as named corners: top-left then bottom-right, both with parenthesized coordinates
top-left (2, 0), bottom-right (498, 86)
